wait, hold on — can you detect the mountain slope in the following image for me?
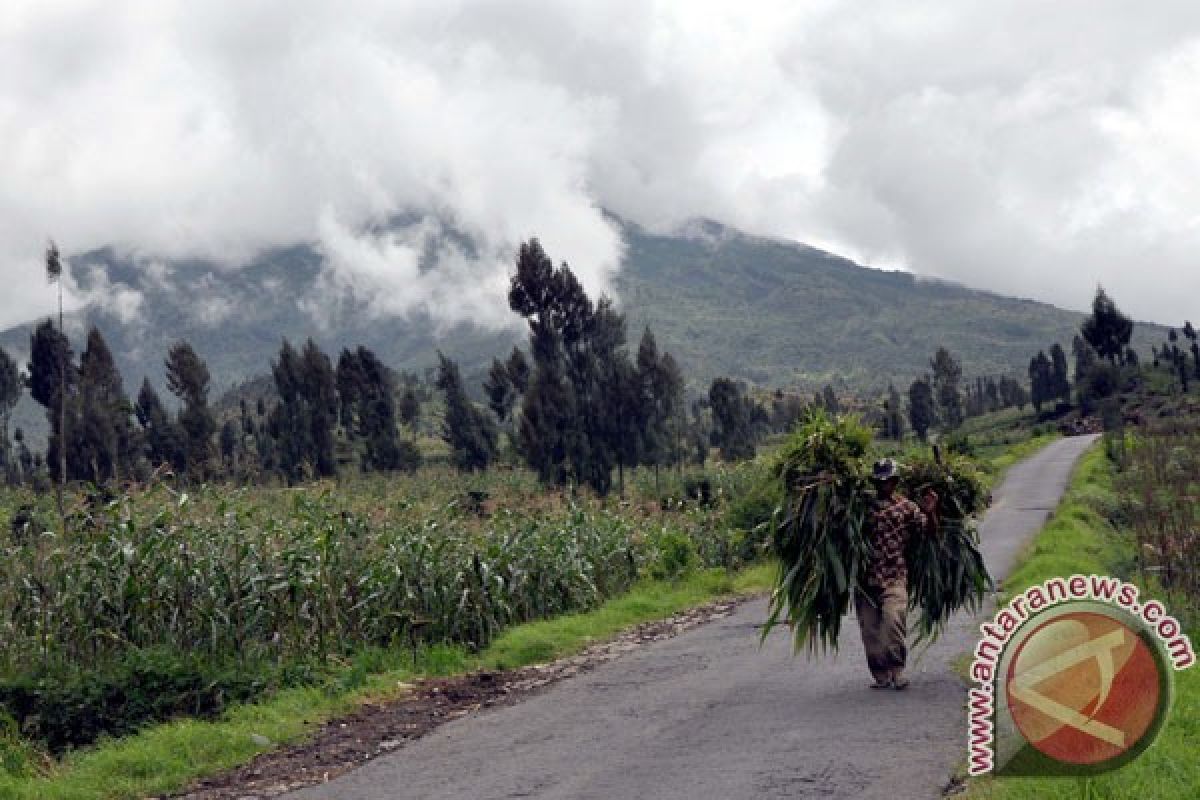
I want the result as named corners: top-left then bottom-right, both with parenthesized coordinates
top-left (616, 219), bottom-right (1149, 391)
top-left (0, 218), bottom-right (1161, 432)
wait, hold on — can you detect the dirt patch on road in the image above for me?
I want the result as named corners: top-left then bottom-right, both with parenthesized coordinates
top-left (170, 596), bottom-right (750, 799)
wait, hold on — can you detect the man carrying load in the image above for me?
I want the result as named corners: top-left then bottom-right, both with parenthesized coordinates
top-left (856, 458), bottom-right (939, 690)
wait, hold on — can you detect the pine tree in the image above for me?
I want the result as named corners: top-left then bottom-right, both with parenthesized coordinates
top-left (220, 419), bottom-right (239, 474)
top-left (688, 398), bottom-right (711, 466)
top-left (930, 347), bottom-right (964, 429)
top-left (634, 329), bottom-right (662, 474)
top-left (1049, 343), bottom-right (1071, 405)
top-left (1072, 335), bottom-right (1097, 385)
top-left (770, 390), bottom-right (805, 434)
top-left (658, 352), bottom-right (686, 469)
top-left (509, 240), bottom-right (640, 493)
top-left (337, 347), bottom-right (416, 473)
top-left (569, 297), bottom-right (626, 495)
top-left (907, 377), bottom-right (936, 441)
top-left (518, 325), bottom-right (572, 484)
top-left (398, 384), bottom-right (421, 433)
top-left (135, 378), bottom-right (185, 473)
top-left (1028, 351), bottom-right (1052, 413)
top-left (1081, 287), bottom-right (1134, 364)
top-left (269, 339), bottom-right (338, 482)
top-left (28, 320), bottom-right (77, 486)
top-left (509, 240), bottom-right (579, 485)
top-left (985, 376), bottom-right (1001, 412)
top-left (633, 328), bottom-right (684, 490)
top-left (0, 347), bottom-right (20, 485)
top-left (708, 377), bottom-right (756, 461)
top-left (14, 429), bottom-right (34, 486)
top-left (77, 328), bottom-right (134, 485)
top-left (483, 357), bottom-right (515, 423)
top-left (302, 340), bottom-right (338, 477)
top-left (436, 352), bottom-right (497, 471)
top-left (816, 385), bottom-right (836, 415)
top-left (608, 356), bottom-right (642, 495)
top-left (883, 384), bottom-right (905, 440)
top-left (165, 340), bottom-right (215, 478)
top-left (505, 347), bottom-right (531, 394)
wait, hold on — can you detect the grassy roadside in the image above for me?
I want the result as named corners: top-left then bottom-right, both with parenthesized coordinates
top-left (0, 564), bottom-right (775, 800)
top-left (963, 446), bottom-right (1200, 800)
top-left (980, 432), bottom-right (1060, 483)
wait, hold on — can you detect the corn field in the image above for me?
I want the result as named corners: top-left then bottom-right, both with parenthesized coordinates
top-left (0, 471), bottom-right (748, 677)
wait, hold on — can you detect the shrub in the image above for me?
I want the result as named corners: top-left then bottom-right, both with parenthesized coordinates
top-left (0, 649), bottom-right (276, 753)
top-left (650, 529), bottom-right (698, 580)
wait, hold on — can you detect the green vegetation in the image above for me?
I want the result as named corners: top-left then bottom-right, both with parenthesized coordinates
top-left (0, 219), bottom-right (1167, 443)
top-left (965, 445), bottom-right (1199, 799)
top-left (0, 564), bottom-right (773, 800)
top-left (0, 443), bottom-right (781, 794)
top-left (0, 233), bottom-right (1188, 800)
top-left (0, 470), bottom-right (760, 747)
top-left (763, 411), bottom-right (991, 652)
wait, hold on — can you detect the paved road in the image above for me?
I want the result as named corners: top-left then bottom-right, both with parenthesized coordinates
top-left (288, 435), bottom-right (1099, 800)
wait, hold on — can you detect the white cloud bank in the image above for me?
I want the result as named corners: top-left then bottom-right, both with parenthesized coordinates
top-left (2, 0), bottom-right (1200, 331)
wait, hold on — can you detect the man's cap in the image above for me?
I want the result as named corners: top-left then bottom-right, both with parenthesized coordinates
top-left (872, 458), bottom-right (901, 481)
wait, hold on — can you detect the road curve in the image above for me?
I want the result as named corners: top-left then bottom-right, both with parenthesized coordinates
top-left (287, 434), bottom-right (1100, 800)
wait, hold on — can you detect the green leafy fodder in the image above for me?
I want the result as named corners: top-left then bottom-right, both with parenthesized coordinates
top-left (763, 410), bottom-right (992, 653)
top-left (900, 453), bottom-right (993, 642)
top-left (763, 410), bottom-right (873, 654)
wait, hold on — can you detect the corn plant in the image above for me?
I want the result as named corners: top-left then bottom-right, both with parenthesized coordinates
top-left (0, 473), bottom-right (740, 677)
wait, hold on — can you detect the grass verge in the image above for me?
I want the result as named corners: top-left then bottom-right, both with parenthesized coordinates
top-left (980, 432), bottom-right (1061, 484)
top-left (0, 564), bottom-right (775, 800)
top-left (963, 446), bottom-right (1199, 800)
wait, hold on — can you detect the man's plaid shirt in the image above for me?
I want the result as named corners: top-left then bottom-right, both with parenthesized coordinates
top-left (865, 494), bottom-right (929, 588)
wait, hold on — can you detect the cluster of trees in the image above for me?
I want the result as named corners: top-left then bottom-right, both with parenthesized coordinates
top-left (3, 237), bottom-right (794, 497)
top-left (895, 288), bottom-right (1143, 440)
top-left (902, 347), bottom-right (965, 440)
top-left (1018, 288), bottom-right (1143, 420)
top-left (443, 240), bottom-right (809, 492)
top-left (893, 346), bottom-right (1030, 441)
top-left (0, 347), bottom-right (31, 485)
top-left (3, 319), bottom-right (429, 489)
top-left (1151, 322), bottom-right (1200, 393)
top-left (1072, 287), bottom-right (1137, 415)
top-left (1028, 343), bottom-right (1070, 413)
top-left (8, 246), bottom-right (1159, 494)
top-left (964, 375), bottom-right (1028, 418)
top-left (708, 377), bottom-right (766, 462)
top-left (491, 240), bottom-right (688, 495)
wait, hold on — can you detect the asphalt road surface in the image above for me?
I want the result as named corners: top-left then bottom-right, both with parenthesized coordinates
top-left (288, 434), bottom-right (1099, 800)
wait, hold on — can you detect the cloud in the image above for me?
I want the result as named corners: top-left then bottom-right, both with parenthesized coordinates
top-left (1, 0), bottom-right (1199, 332)
top-left (78, 264), bottom-right (144, 324)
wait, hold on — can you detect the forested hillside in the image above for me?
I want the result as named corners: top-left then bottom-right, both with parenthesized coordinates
top-left (0, 217), bottom-right (1162, 415)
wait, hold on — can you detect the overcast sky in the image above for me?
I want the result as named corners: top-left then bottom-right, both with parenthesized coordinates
top-left (3, 1), bottom-right (1200, 332)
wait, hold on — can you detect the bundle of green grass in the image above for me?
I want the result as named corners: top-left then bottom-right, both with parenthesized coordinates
top-left (762, 410), bottom-right (992, 654)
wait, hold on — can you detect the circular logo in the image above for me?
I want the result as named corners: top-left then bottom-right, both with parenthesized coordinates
top-left (1005, 610), bottom-right (1168, 767)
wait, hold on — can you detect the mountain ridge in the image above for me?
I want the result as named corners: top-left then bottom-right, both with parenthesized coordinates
top-left (1, 216), bottom-right (1163, 445)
